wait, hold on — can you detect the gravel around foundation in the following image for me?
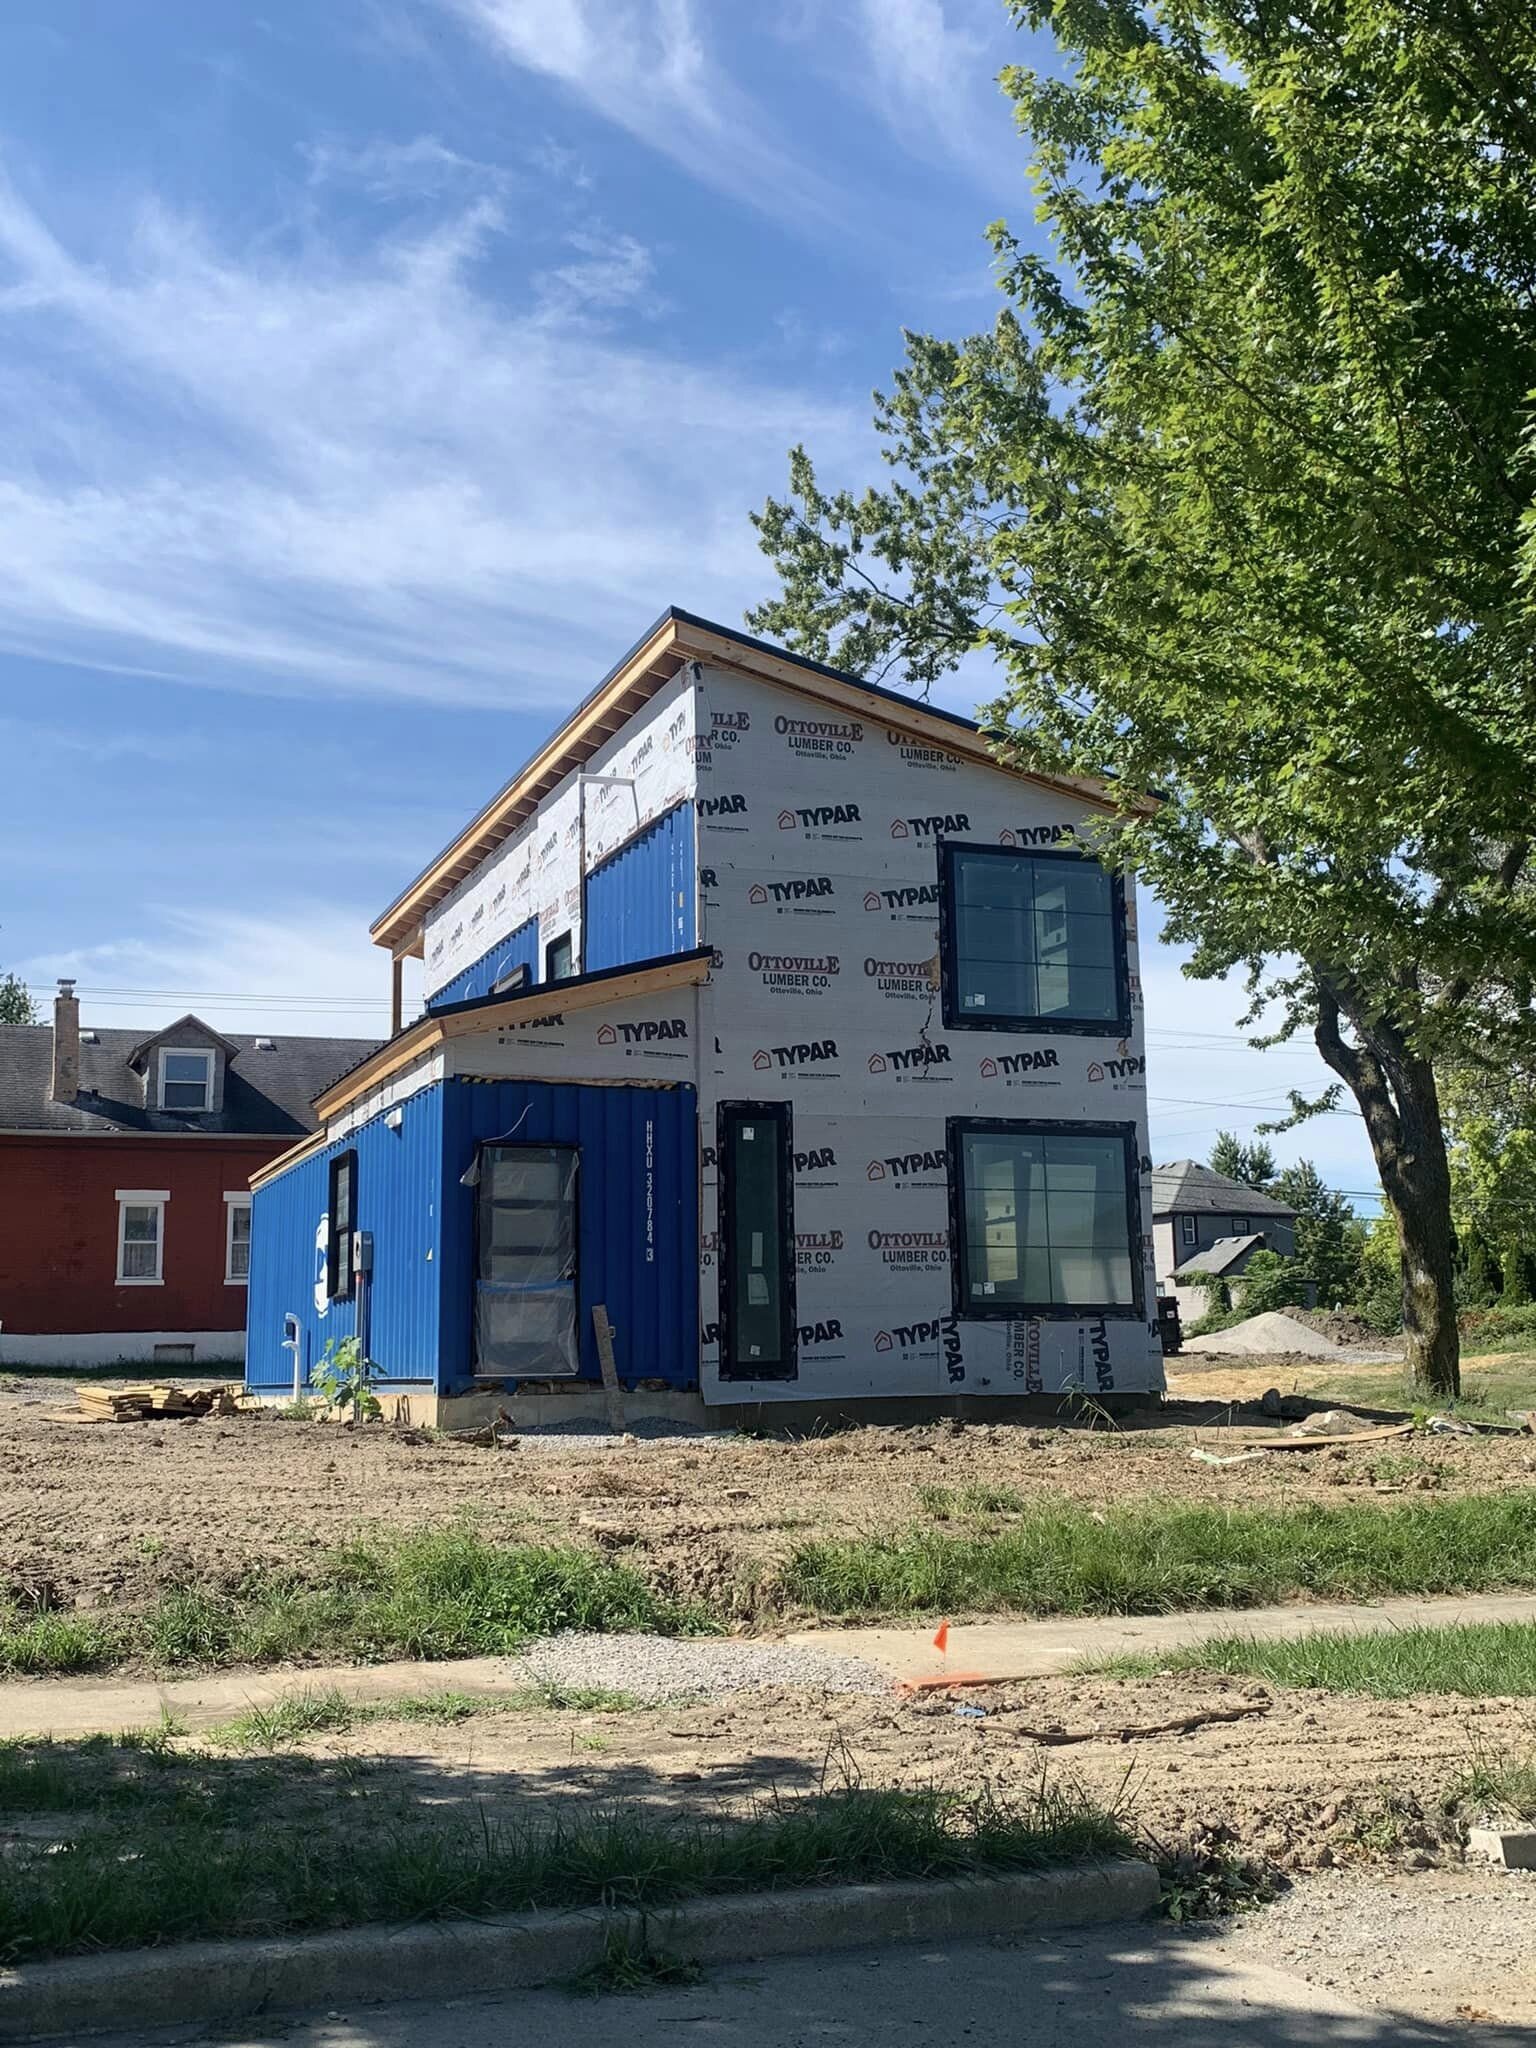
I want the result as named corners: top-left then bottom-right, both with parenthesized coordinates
top-left (508, 1632), bottom-right (889, 1700)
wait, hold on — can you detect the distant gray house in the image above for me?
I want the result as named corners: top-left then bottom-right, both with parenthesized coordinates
top-left (1150, 1162), bottom-right (1296, 1292)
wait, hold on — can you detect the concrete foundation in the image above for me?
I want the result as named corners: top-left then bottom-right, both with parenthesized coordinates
top-left (244, 1381), bottom-right (1162, 1434)
top-left (2, 1331), bottom-right (246, 1370)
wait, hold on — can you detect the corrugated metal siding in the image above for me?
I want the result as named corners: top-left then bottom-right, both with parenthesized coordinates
top-left (426, 917), bottom-right (540, 1012)
top-left (584, 803), bottom-right (695, 973)
top-left (439, 1078), bottom-right (698, 1390)
top-left (246, 1084), bottom-right (445, 1389)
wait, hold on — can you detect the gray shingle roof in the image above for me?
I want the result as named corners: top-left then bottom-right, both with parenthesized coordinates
top-left (0, 1026), bottom-right (378, 1138)
top-left (1172, 1232), bottom-right (1268, 1279)
top-left (1151, 1160), bottom-right (1296, 1220)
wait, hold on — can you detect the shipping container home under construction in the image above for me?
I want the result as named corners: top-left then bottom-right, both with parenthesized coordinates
top-left (246, 610), bottom-right (1166, 1422)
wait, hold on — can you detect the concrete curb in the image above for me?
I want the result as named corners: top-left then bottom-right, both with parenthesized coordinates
top-left (0, 1860), bottom-right (1159, 2040)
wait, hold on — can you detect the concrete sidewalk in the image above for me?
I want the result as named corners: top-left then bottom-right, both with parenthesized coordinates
top-left (786, 1588), bottom-right (1536, 1685)
top-left (3, 1589), bottom-right (1536, 1738)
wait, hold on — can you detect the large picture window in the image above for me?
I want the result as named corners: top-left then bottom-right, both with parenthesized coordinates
top-left (940, 843), bottom-right (1129, 1034)
top-left (948, 1119), bottom-right (1141, 1319)
top-left (327, 1150), bottom-right (357, 1301)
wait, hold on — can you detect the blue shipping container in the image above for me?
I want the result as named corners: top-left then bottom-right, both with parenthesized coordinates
top-left (585, 802), bottom-right (695, 972)
top-left (427, 916), bottom-right (540, 1011)
top-left (246, 1081), bottom-right (446, 1391)
top-left (247, 1077), bottom-right (698, 1395)
top-left (439, 1078), bottom-right (697, 1390)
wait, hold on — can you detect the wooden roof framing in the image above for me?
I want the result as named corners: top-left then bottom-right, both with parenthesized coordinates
top-left (369, 606), bottom-right (1131, 960)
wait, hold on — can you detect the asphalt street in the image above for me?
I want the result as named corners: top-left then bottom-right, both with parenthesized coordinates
top-left (83, 1922), bottom-right (1529, 2048)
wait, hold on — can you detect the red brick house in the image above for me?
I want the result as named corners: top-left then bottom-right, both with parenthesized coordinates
top-left (0, 982), bottom-right (374, 1367)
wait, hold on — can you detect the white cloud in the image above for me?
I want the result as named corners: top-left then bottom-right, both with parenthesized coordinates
top-left (22, 908), bottom-right (403, 1040)
top-left (846, 0), bottom-right (1018, 184)
top-left (0, 168), bottom-right (860, 706)
top-left (437, 0), bottom-right (847, 228)
top-left (302, 134), bottom-right (511, 201)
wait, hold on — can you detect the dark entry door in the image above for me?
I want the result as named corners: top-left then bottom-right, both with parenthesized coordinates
top-left (474, 1144), bottom-right (579, 1377)
top-left (718, 1102), bottom-right (796, 1380)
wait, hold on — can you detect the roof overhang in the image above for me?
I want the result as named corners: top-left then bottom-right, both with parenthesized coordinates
top-left (368, 607), bottom-right (1139, 959)
top-left (302, 946), bottom-right (713, 1131)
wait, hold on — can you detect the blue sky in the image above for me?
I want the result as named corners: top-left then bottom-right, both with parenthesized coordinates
top-left (0, 0), bottom-right (1375, 1201)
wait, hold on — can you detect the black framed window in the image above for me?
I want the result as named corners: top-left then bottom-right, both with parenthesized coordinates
top-left (491, 962), bottom-right (530, 996)
top-left (544, 930), bottom-right (574, 983)
top-left (948, 1118), bottom-right (1141, 1319)
top-left (327, 1150), bottom-right (357, 1301)
top-left (718, 1101), bottom-right (796, 1380)
top-left (1231, 1215), bottom-right (1248, 1235)
top-left (939, 842), bottom-right (1129, 1034)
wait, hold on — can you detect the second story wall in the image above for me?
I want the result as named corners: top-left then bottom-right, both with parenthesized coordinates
top-left (421, 670), bottom-right (697, 1005)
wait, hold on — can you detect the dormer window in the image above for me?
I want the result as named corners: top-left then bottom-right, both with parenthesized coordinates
top-left (159, 1048), bottom-right (214, 1112)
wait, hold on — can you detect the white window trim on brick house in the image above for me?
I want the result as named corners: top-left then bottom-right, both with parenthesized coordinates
top-left (224, 1192), bottom-right (252, 1285)
top-left (116, 1189), bottom-right (169, 1286)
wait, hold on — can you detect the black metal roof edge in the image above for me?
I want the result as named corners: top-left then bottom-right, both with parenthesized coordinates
top-left (371, 607), bottom-right (987, 936)
top-left (313, 944), bottom-right (715, 1106)
top-left (427, 941), bottom-right (713, 1022)
top-left (664, 606), bottom-right (981, 736)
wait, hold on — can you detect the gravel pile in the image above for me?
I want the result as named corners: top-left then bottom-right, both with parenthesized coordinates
top-left (508, 1632), bottom-right (888, 1702)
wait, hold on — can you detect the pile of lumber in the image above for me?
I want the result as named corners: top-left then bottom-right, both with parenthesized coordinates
top-left (72, 1382), bottom-right (240, 1423)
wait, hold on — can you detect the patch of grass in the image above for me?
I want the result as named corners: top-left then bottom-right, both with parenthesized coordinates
top-left (1311, 1351), bottom-right (1536, 1422)
top-left (1447, 1751), bottom-right (1536, 1826)
top-left (0, 1528), bottom-right (713, 1678)
top-left (0, 1730), bottom-right (180, 1817)
top-left (214, 1689), bottom-right (361, 1749)
top-left (1088, 1620), bottom-right (1536, 1698)
top-left (205, 1682), bottom-right (644, 1753)
top-left (531, 1683), bottom-right (644, 1713)
top-left (572, 1935), bottom-right (703, 1995)
top-left (778, 1492), bottom-right (1536, 1621)
top-left (0, 1771), bottom-right (1133, 1963)
top-left (379, 1690), bottom-right (487, 1725)
top-left (918, 1483), bottom-right (1027, 1521)
top-left (0, 1611), bottom-right (119, 1677)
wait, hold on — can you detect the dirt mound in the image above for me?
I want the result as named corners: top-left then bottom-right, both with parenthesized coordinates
top-left (1182, 1311), bottom-right (1364, 1357)
top-left (1179, 1310), bottom-right (1409, 1359)
top-left (1287, 1307), bottom-right (1395, 1348)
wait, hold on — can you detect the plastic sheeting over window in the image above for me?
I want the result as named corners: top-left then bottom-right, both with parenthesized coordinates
top-left (474, 1143), bottom-right (579, 1377)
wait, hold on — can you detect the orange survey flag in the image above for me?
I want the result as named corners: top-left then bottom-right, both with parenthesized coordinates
top-left (932, 1620), bottom-right (950, 1654)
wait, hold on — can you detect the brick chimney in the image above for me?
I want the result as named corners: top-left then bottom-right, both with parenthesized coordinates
top-left (51, 979), bottom-right (79, 1104)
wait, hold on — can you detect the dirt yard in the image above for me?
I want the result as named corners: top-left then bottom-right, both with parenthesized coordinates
top-left (3, 1359), bottom-right (1535, 1614)
top-left (255, 1666), bottom-right (1517, 1878)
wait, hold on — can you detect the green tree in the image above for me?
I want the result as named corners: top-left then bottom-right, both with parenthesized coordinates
top-left (0, 969), bottom-right (36, 1025)
top-left (750, 1), bottom-right (1536, 1394)
top-left (1209, 1132), bottom-right (1277, 1192)
top-left (1443, 1068), bottom-right (1536, 1305)
top-left (1271, 1160), bottom-right (1365, 1308)
top-left (1232, 1248), bottom-right (1311, 1318)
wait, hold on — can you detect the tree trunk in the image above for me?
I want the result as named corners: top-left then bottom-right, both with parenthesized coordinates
top-left (1380, 1064), bottom-right (1460, 1398)
top-left (1311, 973), bottom-right (1460, 1398)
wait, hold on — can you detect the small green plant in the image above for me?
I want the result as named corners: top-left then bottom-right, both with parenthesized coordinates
top-left (276, 1396), bottom-right (319, 1421)
top-left (313, 1337), bottom-right (381, 1421)
top-left (572, 1933), bottom-right (704, 1996)
top-left (1152, 1826), bottom-right (1282, 1920)
top-left (1447, 1749), bottom-right (1536, 1826)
